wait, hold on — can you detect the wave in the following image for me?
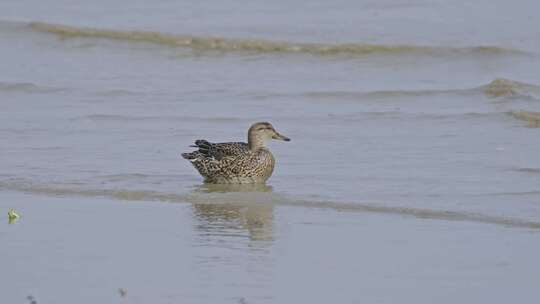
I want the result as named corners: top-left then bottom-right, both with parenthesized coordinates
top-left (73, 114), bottom-right (244, 123)
top-left (94, 89), bottom-right (143, 97)
top-left (514, 167), bottom-right (540, 174)
top-left (25, 21), bottom-right (522, 57)
top-left (304, 88), bottom-right (471, 100)
top-left (1, 179), bottom-right (539, 229)
top-left (0, 81), bottom-right (64, 93)
top-left (482, 78), bottom-right (540, 98)
top-left (335, 111), bottom-right (508, 123)
top-left (509, 110), bottom-right (540, 127)
top-left (74, 112), bottom-right (508, 126)
top-left (303, 78), bottom-right (540, 101)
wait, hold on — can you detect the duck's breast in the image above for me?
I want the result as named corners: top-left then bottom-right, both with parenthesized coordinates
top-left (254, 149), bottom-right (275, 181)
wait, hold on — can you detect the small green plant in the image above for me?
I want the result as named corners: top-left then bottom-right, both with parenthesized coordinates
top-left (8, 209), bottom-right (19, 224)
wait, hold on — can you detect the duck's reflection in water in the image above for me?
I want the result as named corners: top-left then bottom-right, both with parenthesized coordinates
top-left (188, 183), bottom-right (275, 243)
top-left (188, 184), bottom-right (275, 296)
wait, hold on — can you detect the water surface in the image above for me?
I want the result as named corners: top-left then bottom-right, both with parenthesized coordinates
top-left (1, 1), bottom-right (540, 303)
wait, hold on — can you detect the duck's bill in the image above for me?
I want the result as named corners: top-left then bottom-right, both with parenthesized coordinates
top-left (272, 132), bottom-right (291, 141)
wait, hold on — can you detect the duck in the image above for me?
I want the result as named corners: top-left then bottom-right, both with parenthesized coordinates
top-left (182, 122), bottom-right (290, 184)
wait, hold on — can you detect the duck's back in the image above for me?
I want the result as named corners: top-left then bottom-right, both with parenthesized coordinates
top-left (192, 140), bottom-right (249, 160)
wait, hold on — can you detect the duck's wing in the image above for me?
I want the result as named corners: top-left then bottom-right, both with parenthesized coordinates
top-left (190, 140), bottom-right (249, 160)
top-left (181, 149), bottom-right (250, 181)
top-left (219, 148), bottom-right (274, 177)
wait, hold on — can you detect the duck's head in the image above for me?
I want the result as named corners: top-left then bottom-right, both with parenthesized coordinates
top-left (248, 122), bottom-right (290, 149)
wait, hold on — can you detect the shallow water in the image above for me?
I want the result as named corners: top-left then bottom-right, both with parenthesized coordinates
top-left (2, 191), bottom-right (539, 304)
top-left (1, 0), bottom-right (540, 302)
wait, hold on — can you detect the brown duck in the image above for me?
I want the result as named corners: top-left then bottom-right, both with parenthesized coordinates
top-left (182, 122), bottom-right (290, 184)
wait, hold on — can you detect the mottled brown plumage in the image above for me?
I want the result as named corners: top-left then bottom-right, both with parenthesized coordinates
top-left (182, 122), bottom-right (290, 184)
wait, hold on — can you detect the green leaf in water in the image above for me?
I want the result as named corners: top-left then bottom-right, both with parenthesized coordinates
top-left (8, 208), bottom-right (19, 224)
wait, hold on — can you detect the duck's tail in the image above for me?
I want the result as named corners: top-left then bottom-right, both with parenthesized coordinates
top-left (183, 139), bottom-right (214, 158)
top-left (182, 150), bottom-right (222, 180)
top-left (190, 140), bottom-right (212, 155)
top-left (181, 151), bottom-right (202, 160)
